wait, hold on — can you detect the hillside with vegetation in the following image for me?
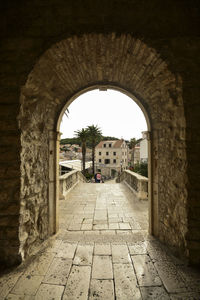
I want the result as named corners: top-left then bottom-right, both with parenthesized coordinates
top-left (60, 135), bottom-right (119, 146)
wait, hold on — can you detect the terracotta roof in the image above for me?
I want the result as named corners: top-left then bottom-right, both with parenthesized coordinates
top-left (113, 140), bottom-right (124, 148)
top-left (96, 140), bottom-right (124, 148)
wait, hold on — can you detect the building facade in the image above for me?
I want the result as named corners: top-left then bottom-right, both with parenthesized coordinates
top-left (140, 131), bottom-right (148, 163)
top-left (95, 140), bottom-right (129, 178)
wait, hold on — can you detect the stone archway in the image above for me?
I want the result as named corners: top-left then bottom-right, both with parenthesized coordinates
top-left (19, 33), bottom-right (187, 261)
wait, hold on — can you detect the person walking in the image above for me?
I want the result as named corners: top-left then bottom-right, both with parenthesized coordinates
top-left (96, 172), bottom-right (101, 183)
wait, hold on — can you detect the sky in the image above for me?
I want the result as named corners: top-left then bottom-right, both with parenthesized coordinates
top-left (60, 89), bottom-right (147, 140)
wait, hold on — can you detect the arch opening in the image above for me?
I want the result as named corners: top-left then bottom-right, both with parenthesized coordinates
top-left (57, 86), bottom-right (151, 233)
top-left (18, 33), bottom-right (187, 262)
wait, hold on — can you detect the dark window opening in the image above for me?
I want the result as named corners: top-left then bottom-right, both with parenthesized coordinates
top-left (105, 159), bottom-right (110, 164)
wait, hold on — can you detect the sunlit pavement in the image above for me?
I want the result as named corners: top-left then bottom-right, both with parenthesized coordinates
top-left (1, 182), bottom-right (200, 299)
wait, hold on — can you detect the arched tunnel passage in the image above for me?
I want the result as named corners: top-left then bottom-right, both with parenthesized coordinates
top-left (18, 33), bottom-right (187, 263)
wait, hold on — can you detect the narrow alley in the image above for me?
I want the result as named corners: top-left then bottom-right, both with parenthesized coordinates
top-left (1, 182), bottom-right (200, 299)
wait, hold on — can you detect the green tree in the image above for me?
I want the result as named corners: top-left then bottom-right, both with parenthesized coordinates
top-left (134, 161), bottom-right (148, 177)
top-left (87, 125), bottom-right (102, 175)
top-left (74, 128), bottom-right (88, 175)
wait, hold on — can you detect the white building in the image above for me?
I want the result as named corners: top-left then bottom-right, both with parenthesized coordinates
top-left (140, 131), bottom-right (148, 162)
top-left (95, 139), bottom-right (129, 178)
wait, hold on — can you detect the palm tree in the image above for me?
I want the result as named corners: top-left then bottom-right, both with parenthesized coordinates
top-left (74, 128), bottom-right (88, 175)
top-left (87, 125), bottom-right (102, 175)
top-left (129, 137), bottom-right (142, 167)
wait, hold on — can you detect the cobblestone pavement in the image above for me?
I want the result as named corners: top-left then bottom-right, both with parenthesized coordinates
top-left (1, 182), bottom-right (200, 299)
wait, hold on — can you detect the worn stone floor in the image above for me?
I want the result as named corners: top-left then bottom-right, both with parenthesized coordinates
top-left (1, 182), bottom-right (200, 300)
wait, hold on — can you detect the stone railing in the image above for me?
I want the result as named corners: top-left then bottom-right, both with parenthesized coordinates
top-left (59, 170), bottom-right (87, 199)
top-left (117, 170), bottom-right (148, 200)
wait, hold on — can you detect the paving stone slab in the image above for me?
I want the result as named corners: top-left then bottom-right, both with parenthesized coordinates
top-left (93, 224), bottom-right (108, 230)
top-left (34, 283), bottom-right (64, 300)
top-left (89, 279), bottom-right (114, 300)
top-left (154, 260), bottom-right (188, 293)
top-left (177, 265), bottom-right (200, 292)
top-left (43, 257), bottom-right (72, 285)
top-left (109, 223), bottom-right (119, 229)
top-left (5, 294), bottom-right (35, 300)
top-left (146, 241), bottom-right (184, 266)
top-left (73, 243), bottom-right (94, 266)
top-left (63, 265), bottom-right (91, 300)
top-left (56, 241), bottom-right (77, 259)
top-left (92, 256), bottom-right (113, 279)
top-left (24, 252), bottom-right (55, 276)
top-left (94, 243), bottom-right (111, 255)
top-left (0, 271), bottom-right (23, 299)
top-left (113, 263), bottom-right (142, 300)
top-left (68, 223), bottom-right (82, 230)
top-left (140, 286), bottom-right (170, 299)
top-left (128, 241), bottom-right (147, 255)
top-left (11, 275), bottom-right (43, 296)
top-left (100, 230), bottom-right (116, 235)
top-left (132, 254), bottom-right (162, 286)
top-left (119, 223), bottom-right (132, 230)
top-left (111, 244), bottom-right (131, 263)
top-left (45, 239), bottom-right (62, 253)
top-left (81, 223), bottom-right (93, 230)
top-left (116, 230), bottom-right (132, 235)
top-left (170, 292), bottom-right (200, 300)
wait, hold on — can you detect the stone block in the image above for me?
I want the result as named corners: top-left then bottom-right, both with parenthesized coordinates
top-left (43, 257), bottom-right (72, 285)
top-left (113, 263), bottom-right (141, 300)
top-left (131, 254), bottom-right (162, 286)
top-left (73, 243), bottom-right (93, 266)
top-left (111, 244), bottom-right (131, 264)
top-left (63, 265), bottom-right (91, 300)
top-left (11, 275), bottom-right (43, 296)
top-left (154, 260), bottom-right (187, 293)
top-left (89, 279), bottom-right (114, 300)
top-left (92, 256), bottom-right (113, 279)
top-left (140, 286), bottom-right (170, 299)
top-left (94, 243), bottom-right (111, 255)
top-left (24, 252), bottom-right (55, 276)
top-left (56, 241), bottom-right (77, 259)
top-left (35, 283), bottom-right (64, 300)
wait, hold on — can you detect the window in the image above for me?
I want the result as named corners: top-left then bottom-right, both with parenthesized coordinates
top-left (113, 159), bottom-right (116, 163)
top-left (104, 144), bottom-right (106, 148)
top-left (99, 152), bottom-right (101, 155)
top-left (99, 159), bottom-right (101, 163)
top-left (106, 152), bottom-right (109, 155)
top-left (113, 152), bottom-right (116, 156)
top-left (105, 159), bottom-right (110, 164)
top-left (97, 169), bottom-right (101, 172)
top-left (109, 143), bottom-right (112, 147)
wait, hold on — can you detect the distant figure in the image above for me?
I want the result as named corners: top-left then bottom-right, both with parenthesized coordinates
top-left (96, 172), bottom-right (101, 183)
top-left (94, 173), bottom-right (97, 183)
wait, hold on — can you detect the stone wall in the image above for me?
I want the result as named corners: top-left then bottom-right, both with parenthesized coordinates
top-left (20, 34), bottom-right (187, 261)
top-left (0, 0), bottom-right (199, 266)
top-left (18, 91), bottom-right (50, 260)
top-left (117, 170), bottom-right (148, 200)
top-left (59, 170), bottom-right (87, 199)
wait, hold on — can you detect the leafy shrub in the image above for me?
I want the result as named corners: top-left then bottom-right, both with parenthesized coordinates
top-left (134, 161), bottom-right (148, 177)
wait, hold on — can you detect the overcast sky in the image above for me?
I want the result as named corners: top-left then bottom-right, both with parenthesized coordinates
top-left (60, 89), bottom-right (147, 140)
